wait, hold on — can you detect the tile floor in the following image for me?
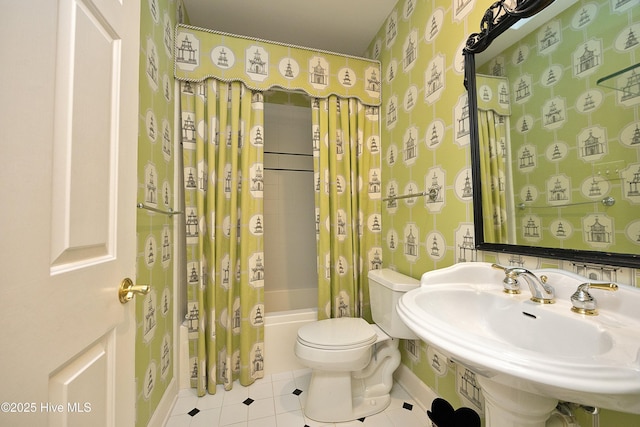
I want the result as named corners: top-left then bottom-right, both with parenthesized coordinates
top-left (165, 368), bottom-right (431, 427)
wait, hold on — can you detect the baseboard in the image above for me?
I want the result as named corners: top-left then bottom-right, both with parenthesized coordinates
top-left (393, 363), bottom-right (439, 413)
top-left (147, 377), bottom-right (178, 427)
top-left (179, 322), bottom-right (190, 389)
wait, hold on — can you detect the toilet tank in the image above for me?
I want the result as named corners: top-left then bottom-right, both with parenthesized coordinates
top-left (368, 268), bottom-right (419, 339)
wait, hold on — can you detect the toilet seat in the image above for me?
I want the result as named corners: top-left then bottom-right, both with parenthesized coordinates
top-left (297, 317), bottom-right (377, 350)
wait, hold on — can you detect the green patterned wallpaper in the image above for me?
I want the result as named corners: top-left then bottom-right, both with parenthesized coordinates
top-left (367, 0), bottom-right (482, 278)
top-left (365, 0), bottom-right (640, 425)
top-left (136, 0), bottom-right (185, 425)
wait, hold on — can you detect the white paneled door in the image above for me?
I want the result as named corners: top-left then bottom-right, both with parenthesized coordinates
top-left (0, 0), bottom-right (140, 426)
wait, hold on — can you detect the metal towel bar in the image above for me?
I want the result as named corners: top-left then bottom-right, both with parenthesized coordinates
top-left (137, 203), bottom-right (183, 216)
top-left (517, 197), bottom-right (615, 210)
top-left (383, 191), bottom-right (429, 202)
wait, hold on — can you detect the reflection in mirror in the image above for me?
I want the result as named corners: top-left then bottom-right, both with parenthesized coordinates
top-left (464, 0), bottom-right (640, 268)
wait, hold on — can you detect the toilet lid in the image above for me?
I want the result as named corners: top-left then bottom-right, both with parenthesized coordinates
top-left (297, 317), bottom-right (377, 350)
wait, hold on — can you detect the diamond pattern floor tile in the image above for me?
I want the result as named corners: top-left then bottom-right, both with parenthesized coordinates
top-left (165, 369), bottom-right (427, 427)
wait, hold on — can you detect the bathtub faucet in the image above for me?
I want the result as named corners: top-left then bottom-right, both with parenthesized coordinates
top-left (491, 264), bottom-right (555, 304)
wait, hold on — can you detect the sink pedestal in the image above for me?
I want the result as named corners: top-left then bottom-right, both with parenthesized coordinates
top-left (479, 377), bottom-right (558, 427)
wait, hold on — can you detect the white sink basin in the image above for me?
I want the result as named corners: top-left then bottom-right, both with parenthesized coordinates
top-left (397, 262), bottom-right (640, 418)
top-left (421, 286), bottom-right (614, 359)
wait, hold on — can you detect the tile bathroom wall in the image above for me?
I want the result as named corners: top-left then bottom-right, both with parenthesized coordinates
top-left (262, 99), bottom-right (318, 313)
top-left (365, 0), bottom-right (640, 425)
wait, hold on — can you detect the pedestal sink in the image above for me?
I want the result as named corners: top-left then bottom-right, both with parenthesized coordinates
top-left (397, 262), bottom-right (640, 427)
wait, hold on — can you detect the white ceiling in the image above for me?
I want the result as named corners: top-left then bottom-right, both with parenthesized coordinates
top-left (180, 0), bottom-right (398, 56)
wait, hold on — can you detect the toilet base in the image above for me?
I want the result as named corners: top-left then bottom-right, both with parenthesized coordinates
top-left (303, 369), bottom-right (391, 423)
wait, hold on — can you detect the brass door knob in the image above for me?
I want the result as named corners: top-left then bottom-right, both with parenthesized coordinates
top-left (119, 278), bottom-right (150, 304)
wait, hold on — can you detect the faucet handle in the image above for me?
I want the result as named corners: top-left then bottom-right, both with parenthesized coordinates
top-left (570, 282), bottom-right (618, 316)
top-left (491, 264), bottom-right (521, 294)
top-left (491, 263), bottom-right (507, 271)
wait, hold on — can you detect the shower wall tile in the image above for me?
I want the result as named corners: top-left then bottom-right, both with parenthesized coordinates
top-left (263, 102), bottom-right (317, 311)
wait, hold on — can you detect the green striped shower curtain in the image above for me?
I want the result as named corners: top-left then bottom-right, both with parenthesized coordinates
top-left (312, 96), bottom-right (382, 321)
top-left (181, 80), bottom-right (265, 396)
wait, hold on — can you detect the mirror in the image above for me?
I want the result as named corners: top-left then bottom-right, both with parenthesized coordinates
top-left (464, 0), bottom-right (640, 268)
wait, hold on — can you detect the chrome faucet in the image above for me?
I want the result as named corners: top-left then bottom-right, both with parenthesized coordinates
top-left (492, 264), bottom-right (555, 304)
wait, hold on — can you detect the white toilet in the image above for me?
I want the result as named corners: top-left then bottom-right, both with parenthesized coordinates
top-left (294, 268), bottom-right (420, 422)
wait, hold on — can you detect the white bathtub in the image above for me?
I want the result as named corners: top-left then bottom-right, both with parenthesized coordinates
top-left (264, 308), bottom-right (317, 376)
top-left (179, 308), bottom-right (318, 387)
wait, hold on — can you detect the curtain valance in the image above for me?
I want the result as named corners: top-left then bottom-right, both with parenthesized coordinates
top-left (174, 25), bottom-right (382, 106)
top-left (476, 74), bottom-right (511, 116)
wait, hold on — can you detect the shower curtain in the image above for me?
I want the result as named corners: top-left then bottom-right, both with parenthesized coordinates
top-left (478, 109), bottom-right (510, 243)
top-left (312, 95), bottom-right (381, 320)
top-left (181, 79), bottom-right (265, 396)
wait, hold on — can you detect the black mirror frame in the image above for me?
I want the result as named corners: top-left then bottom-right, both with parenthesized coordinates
top-left (463, 0), bottom-right (640, 268)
